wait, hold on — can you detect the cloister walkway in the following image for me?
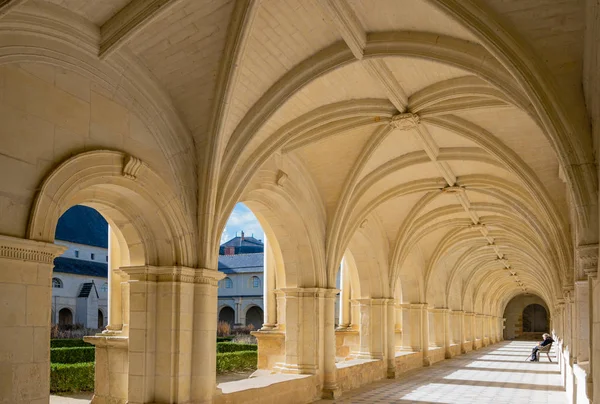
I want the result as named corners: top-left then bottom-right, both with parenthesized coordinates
top-left (315, 341), bottom-right (565, 404)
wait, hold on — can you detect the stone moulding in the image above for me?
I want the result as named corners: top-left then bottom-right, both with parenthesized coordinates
top-left (0, 235), bottom-right (66, 264)
top-left (120, 266), bottom-right (226, 285)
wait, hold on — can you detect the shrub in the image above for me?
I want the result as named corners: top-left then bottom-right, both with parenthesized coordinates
top-left (51, 339), bottom-right (92, 348)
top-left (217, 337), bottom-right (234, 343)
top-left (50, 362), bottom-right (95, 393)
top-left (216, 351), bottom-right (257, 373)
top-left (51, 347), bottom-right (95, 364)
top-left (217, 321), bottom-right (231, 337)
top-left (51, 325), bottom-right (101, 339)
top-left (217, 342), bottom-right (258, 353)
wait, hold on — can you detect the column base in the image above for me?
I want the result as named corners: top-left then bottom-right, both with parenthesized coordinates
top-left (387, 367), bottom-right (396, 379)
top-left (423, 357), bottom-right (431, 367)
top-left (259, 323), bottom-right (277, 331)
top-left (322, 385), bottom-right (342, 399)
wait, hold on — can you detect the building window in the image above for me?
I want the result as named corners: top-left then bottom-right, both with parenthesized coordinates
top-left (224, 277), bottom-right (233, 289)
top-left (91, 253), bottom-right (95, 260)
top-left (74, 250), bottom-right (79, 258)
top-left (251, 276), bottom-right (260, 288)
top-left (52, 278), bottom-right (63, 288)
top-left (106, 256), bottom-right (109, 262)
top-left (101, 282), bottom-right (108, 292)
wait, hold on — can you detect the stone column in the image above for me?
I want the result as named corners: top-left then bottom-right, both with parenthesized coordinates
top-left (322, 289), bottom-right (341, 399)
top-left (278, 288), bottom-right (324, 374)
top-left (354, 298), bottom-right (387, 359)
top-left (337, 257), bottom-right (351, 330)
top-left (400, 303), bottom-right (425, 353)
top-left (0, 235), bottom-right (65, 404)
top-left (455, 311), bottom-right (466, 353)
top-left (430, 308), bottom-right (447, 350)
top-left (190, 269), bottom-right (225, 404)
top-left (422, 305), bottom-right (430, 365)
top-left (106, 226), bottom-right (123, 331)
top-left (465, 312), bottom-right (475, 350)
top-left (261, 237), bottom-right (277, 330)
top-left (386, 299), bottom-right (396, 378)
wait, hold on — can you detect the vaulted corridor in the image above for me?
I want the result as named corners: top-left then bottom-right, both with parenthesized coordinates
top-left (315, 342), bottom-right (564, 404)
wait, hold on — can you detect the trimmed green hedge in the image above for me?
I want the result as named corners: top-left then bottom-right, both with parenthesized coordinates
top-left (51, 339), bottom-right (92, 348)
top-left (217, 342), bottom-right (258, 353)
top-left (50, 362), bottom-right (95, 393)
top-left (216, 351), bottom-right (257, 373)
top-left (51, 347), bottom-right (95, 364)
top-left (217, 337), bottom-right (234, 342)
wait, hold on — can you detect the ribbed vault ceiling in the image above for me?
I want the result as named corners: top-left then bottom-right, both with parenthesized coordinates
top-left (7, 0), bottom-right (595, 317)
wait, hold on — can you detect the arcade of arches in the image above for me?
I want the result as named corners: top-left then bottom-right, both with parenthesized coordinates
top-left (1, 1), bottom-right (600, 403)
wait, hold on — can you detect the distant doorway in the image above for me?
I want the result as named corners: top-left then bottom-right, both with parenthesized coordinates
top-left (522, 304), bottom-right (548, 332)
top-left (245, 306), bottom-right (264, 330)
top-left (219, 306), bottom-right (235, 326)
top-left (98, 310), bottom-right (104, 329)
top-left (59, 308), bottom-right (73, 325)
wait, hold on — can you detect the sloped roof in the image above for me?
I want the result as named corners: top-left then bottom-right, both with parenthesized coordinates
top-left (78, 282), bottom-right (99, 298)
top-left (218, 253), bottom-right (263, 274)
top-left (55, 205), bottom-right (108, 248)
top-left (54, 257), bottom-right (108, 278)
top-left (221, 235), bottom-right (263, 248)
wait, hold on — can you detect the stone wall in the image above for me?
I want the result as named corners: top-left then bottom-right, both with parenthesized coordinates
top-left (503, 295), bottom-right (549, 340)
top-left (394, 351), bottom-right (423, 376)
top-left (336, 359), bottom-right (386, 392)
top-left (428, 347), bottom-right (445, 365)
top-left (216, 375), bottom-right (319, 404)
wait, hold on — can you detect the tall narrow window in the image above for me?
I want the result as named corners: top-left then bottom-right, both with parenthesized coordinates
top-left (74, 250), bottom-right (79, 258)
top-left (91, 253), bottom-right (95, 260)
top-left (251, 276), bottom-right (260, 288)
top-left (224, 277), bottom-right (233, 289)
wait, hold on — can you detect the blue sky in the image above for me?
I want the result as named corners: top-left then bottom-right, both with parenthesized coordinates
top-left (220, 203), bottom-right (264, 244)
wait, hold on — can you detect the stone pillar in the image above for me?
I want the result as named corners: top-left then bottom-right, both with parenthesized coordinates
top-left (278, 288), bottom-right (324, 374)
top-left (0, 235), bottom-right (65, 404)
top-left (400, 303), bottom-right (425, 353)
top-left (190, 269), bottom-right (225, 404)
top-left (455, 311), bottom-right (466, 353)
top-left (465, 312), bottom-right (475, 350)
top-left (430, 308), bottom-right (447, 350)
top-left (421, 305), bottom-right (430, 365)
top-left (386, 299), bottom-right (396, 378)
top-left (107, 226), bottom-right (123, 331)
top-left (337, 257), bottom-right (351, 330)
top-left (322, 288), bottom-right (341, 399)
top-left (261, 236), bottom-right (277, 330)
top-left (354, 298), bottom-right (387, 359)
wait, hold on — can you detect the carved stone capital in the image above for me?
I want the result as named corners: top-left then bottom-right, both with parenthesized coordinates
top-left (577, 244), bottom-right (598, 277)
top-left (0, 235), bottom-right (66, 265)
top-left (120, 266), bottom-right (225, 285)
top-left (390, 112), bottom-right (420, 130)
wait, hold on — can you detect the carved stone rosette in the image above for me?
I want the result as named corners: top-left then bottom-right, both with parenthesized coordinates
top-left (390, 112), bottom-right (420, 131)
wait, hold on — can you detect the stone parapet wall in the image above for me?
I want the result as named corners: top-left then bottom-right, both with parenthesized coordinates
top-left (216, 375), bottom-right (318, 404)
top-left (336, 359), bottom-right (386, 392)
top-left (448, 344), bottom-right (461, 357)
top-left (428, 347), bottom-right (445, 365)
top-left (474, 339), bottom-right (483, 349)
top-left (463, 341), bottom-right (473, 353)
top-left (394, 351), bottom-right (423, 376)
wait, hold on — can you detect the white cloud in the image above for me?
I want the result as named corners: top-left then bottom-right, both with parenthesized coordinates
top-left (221, 203), bottom-right (264, 244)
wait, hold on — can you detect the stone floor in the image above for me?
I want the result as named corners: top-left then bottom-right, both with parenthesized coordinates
top-left (315, 341), bottom-right (565, 404)
top-left (50, 392), bottom-right (93, 403)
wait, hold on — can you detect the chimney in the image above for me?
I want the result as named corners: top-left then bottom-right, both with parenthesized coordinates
top-left (241, 231), bottom-right (245, 241)
top-left (225, 246), bottom-right (235, 256)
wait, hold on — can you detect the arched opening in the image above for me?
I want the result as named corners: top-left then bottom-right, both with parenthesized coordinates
top-left (522, 304), bottom-right (548, 333)
top-left (98, 310), bottom-right (105, 329)
top-left (245, 306), bottom-right (264, 330)
top-left (58, 308), bottom-right (73, 325)
top-left (218, 306), bottom-right (235, 327)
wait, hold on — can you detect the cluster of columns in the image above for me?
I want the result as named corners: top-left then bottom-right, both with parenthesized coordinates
top-left (551, 243), bottom-right (599, 403)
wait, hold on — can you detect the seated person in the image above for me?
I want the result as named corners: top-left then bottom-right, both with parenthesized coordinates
top-left (529, 333), bottom-right (553, 361)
